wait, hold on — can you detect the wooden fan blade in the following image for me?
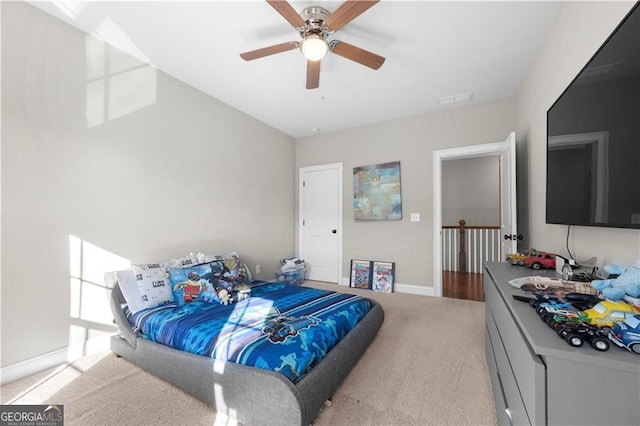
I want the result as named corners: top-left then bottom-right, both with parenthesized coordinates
top-left (266, 0), bottom-right (306, 28)
top-left (331, 40), bottom-right (385, 70)
top-left (307, 61), bottom-right (320, 89)
top-left (240, 41), bottom-right (298, 61)
top-left (306, 60), bottom-right (321, 89)
top-left (325, 0), bottom-right (379, 32)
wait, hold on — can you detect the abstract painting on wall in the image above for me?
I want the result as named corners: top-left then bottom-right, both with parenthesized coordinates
top-left (353, 161), bottom-right (402, 221)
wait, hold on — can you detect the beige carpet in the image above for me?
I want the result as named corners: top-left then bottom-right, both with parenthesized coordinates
top-left (1, 282), bottom-right (497, 426)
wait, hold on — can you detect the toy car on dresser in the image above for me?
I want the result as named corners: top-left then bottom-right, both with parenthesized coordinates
top-left (506, 248), bottom-right (538, 265)
top-left (523, 252), bottom-right (563, 270)
top-left (555, 321), bottom-right (611, 351)
top-left (582, 300), bottom-right (640, 328)
top-left (608, 314), bottom-right (640, 354)
top-left (535, 300), bottom-right (573, 321)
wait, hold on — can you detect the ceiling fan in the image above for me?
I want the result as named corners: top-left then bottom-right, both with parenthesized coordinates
top-left (240, 0), bottom-right (385, 89)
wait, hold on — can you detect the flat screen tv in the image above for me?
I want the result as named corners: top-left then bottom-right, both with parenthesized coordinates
top-left (546, 2), bottom-right (640, 229)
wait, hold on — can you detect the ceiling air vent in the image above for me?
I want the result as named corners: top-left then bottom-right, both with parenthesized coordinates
top-left (438, 91), bottom-right (473, 106)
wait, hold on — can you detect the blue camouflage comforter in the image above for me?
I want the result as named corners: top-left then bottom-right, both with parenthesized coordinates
top-left (127, 281), bottom-right (372, 383)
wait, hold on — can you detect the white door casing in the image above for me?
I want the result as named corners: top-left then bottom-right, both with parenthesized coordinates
top-left (500, 132), bottom-right (518, 259)
top-left (299, 163), bottom-right (343, 283)
top-left (433, 132), bottom-right (517, 297)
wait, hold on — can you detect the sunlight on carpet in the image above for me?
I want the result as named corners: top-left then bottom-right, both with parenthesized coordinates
top-left (2, 352), bottom-right (110, 405)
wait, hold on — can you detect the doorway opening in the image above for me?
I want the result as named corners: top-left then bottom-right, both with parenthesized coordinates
top-left (433, 132), bottom-right (517, 300)
top-left (441, 156), bottom-right (500, 301)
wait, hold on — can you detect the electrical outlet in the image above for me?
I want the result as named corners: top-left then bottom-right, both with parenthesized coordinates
top-left (255, 264), bottom-right (261, 274)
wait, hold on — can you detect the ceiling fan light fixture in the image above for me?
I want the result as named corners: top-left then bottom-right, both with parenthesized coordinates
top-left (300, 35), bottom-right (328, 61)
top-left (240, 0), bottom-right (385, 89)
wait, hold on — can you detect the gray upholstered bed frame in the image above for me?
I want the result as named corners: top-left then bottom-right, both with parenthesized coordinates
top-left (109, 282), bottom-right (384, 425)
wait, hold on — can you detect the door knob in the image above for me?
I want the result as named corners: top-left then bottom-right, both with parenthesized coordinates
top-left (504, 234), bottom-right (523, 240)
top-left (332, 229), bottom-right (337, 234)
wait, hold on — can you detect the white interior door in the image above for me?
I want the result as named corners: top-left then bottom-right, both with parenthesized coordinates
top-left (433, 132), bottom-right (517, 297)
top-left (499, 132), bottom-right (517, 258)
top-left (299, 163), bottom-right (343, 283)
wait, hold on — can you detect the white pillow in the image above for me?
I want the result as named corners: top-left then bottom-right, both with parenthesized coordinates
top-left (162, 254), bottom-right (199, 269)
top-left (134, 262), bottom-right (164, 269)
top-left (113, 269), bottom-right (147, 314)
top-left (133, 265), bottom-right (174, 308)
top-left (196, 252), bottom-right (224, 264)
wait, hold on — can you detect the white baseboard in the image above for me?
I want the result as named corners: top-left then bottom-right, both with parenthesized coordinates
top-left (394, 282), bottom-right (434, 297)
top-left (0, 334), bottom-right (112, 386)
top-left (340, 277), bottom-right (434, 297)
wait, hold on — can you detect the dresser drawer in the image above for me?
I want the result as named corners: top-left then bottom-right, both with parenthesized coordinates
top-left (486, 307), bottom-right (529, 425)
top-left (485, 321), bottom-right (510, 425)
top-left (484, 271), bottom-right (546, 425)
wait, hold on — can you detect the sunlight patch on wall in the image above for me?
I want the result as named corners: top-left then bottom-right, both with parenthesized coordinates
top-left (85, 18), bottom-right (157, 127)
top-left (94, 17), bottom-right (149, 64)
top-left (68, 235), bottom-right (131, 358)
top-left (52, 1), bottom-right (87, 20)
top-left (108, 66), bottom-right (157, 121)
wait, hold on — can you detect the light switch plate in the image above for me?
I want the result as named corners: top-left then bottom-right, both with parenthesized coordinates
top-left (410, 213), bottom-right (420, 222)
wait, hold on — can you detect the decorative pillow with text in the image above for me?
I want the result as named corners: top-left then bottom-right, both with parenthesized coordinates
top-left (134, 264), bottom-right (174, 308)
top-left (114, 269), bottom-right (147, 314)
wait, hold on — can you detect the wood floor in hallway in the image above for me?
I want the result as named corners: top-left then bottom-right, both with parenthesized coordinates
top-left (442, 271), bottom-right (484, 302)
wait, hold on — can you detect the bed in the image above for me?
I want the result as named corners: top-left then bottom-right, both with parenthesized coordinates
top-left (109, 278), bottom-right (384, 425)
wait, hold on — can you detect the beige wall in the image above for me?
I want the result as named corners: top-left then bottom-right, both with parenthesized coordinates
top-left (1, 2), bottom-right (294, 368)
top-left (442, 156), bottom-right (500, 227)
top-left (296, 97), bottom-right (517, 289)
top-left (517, 0), bottom-right (640, 266)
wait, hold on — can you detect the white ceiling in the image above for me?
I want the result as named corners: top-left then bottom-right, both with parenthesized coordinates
top-left (27, 1), bottom-right (560, 138)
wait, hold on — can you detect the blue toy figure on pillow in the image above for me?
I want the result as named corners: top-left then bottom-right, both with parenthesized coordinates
top-left (591, 261), bottom-right (640, 301)
top-left (202, 282), bottom-right (217, 303)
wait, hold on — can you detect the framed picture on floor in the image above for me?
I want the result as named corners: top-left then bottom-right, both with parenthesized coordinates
top-left (350, 260), bottom-right (372, 289)
top-left (371, 261), bottom-right (395, 293)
